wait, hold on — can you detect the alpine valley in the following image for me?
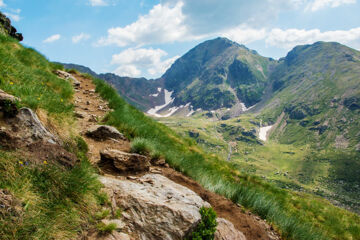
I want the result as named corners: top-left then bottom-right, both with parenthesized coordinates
top-left (64, 37), bottom-right (360, 214)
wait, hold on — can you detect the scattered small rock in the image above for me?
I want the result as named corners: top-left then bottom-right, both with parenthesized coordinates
top-left (74, 111), bottom-right (86, 119)
top-left (86, 125), bottom-right (126, 141)
top-left (99, 149), bottom-right (150, 173)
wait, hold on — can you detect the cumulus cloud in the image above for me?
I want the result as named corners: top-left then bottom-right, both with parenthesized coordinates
top-left (3, 12), bottom-right (20, 22)
top-left (43, 34), bottom-right (61, 43)
top-left (0, 0), bottom-right (6, 8)
top-left (72, 33), bottom-right (91, 43)
top-left (111, 48), bottom-right (179, 77)
top-left (220, 25), bottom-right (267, 44)
top-left (305, 0), bottom-right (356, 11)
top-left (266, 27), bottom-right (360, 50)
top-left (89, 0), bottom-right (108, 6)
top-left (98, 1), bottom-right (194, 47)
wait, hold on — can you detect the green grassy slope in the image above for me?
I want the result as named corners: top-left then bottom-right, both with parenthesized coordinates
top-left (0, 34), bottom-right (104, 240)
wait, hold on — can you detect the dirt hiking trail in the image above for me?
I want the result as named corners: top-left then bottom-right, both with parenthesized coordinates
top-left (73, 74), bottom-right (281, 240)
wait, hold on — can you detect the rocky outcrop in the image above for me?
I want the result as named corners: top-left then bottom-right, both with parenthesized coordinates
top-left (1, 107), bottom-right (58, 148)
top-left (55, 70), bottom-right (81, 87)
top-left (99, 149), bottom-right (150, 173)
top-left (86, 125), bottom-right (126, 141)
top-left (100, 174), bottom-right (211, 240)
top-left (215, 218), bottom-right (247, 240)
top-left (0, 12), bottom-right (23, 41)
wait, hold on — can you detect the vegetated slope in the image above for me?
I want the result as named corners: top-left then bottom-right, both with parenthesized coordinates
top-left (162, 37), bottom-right (275, 110)
top-left (0, 30), bottom-right (103, 239)
top-left (261, 42), bottom-right (360, 149)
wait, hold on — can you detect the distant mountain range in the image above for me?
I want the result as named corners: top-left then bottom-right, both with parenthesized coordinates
top-left (62, 37), bottom-right (360, 151)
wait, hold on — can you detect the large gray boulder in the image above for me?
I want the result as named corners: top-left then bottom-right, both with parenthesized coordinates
top-left (99, 149), bottom-right (150, 173)
top-left (100, 174), bottom-right (211, 240)
top-left (86, 125), bottom-right (125, 141)
top-left (215, 218), bottom-right (247, 240)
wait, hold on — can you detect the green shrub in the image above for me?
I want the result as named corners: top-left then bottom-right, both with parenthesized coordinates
top-left (95, 209), bottom-right (111, 220)
top-left (96, 222), bottom-right (117, 234)
top-left (188, 207), bottom-right (217, 240)
top-left (130, 137), bottom-right (154, 155)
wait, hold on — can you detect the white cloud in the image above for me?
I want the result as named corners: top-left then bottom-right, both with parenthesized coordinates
top-left (0, 0), bottom-right (6, 8)
top-left (148, 55), bottom-right (179, 76)
top-left (72, 33), bottom-right (91, 43)
top-left (220, 25), bottom-right (267, 44)
top-left (305, 0), bottom-right (356, 11)
top-left (43, 34), bottom-right (61, 43)
top-left (266, 27), bottom-right (360, 50)
top-left (114, 65), bottom-right (142, 77)
top-left (89, 0), bottom-right (108, 6)
top-left (98, 1), bottom-right (192, 47)
top-left (111, 48), bottom-right (179, 77)
top-left (3, 12), bottom-right (20, 22)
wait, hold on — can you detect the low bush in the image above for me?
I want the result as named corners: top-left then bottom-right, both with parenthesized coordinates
top-left (188, 207), bottom-right (217, 240)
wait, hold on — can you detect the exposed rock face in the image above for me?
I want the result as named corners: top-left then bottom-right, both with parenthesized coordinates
top-left (14, 108), bottom-right (58, 144)
top-left (99, 149), bottom-right (150, 173)
top-left (86, 125), bottom-right (125, 141)
top-left (0, 107), bottom-right (58, 148)
top-left (55, 70), bottom-right (81, 87)
top-left (0, 12), bottom-right (23, 41)
top-left (215, 218), bottom-right (247, 240)
top-left (100, 174), bottom-right (211, 240)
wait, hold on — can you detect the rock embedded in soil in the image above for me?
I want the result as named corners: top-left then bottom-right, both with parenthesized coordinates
top-left (215, 218), bottom-right (247, 240)
top-left (1, 107), bottom-right (58, 148)
top-left (86, 125), bottom-right (126, 141)
top-left (15, 108), bottom-right (58, 144)
top-left (100, 174), bottom-right (211, 240)
top-left (99, 149), bottom-right (150, 173)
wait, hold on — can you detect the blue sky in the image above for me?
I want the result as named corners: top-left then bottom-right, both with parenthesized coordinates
top-left (1, 0), bottom-right (360, 78)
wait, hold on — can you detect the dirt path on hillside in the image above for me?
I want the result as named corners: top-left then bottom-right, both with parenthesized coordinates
top-left (72, 74), bottom-right (281, 240)
top-left (73, 75), bottom-right (131, 163)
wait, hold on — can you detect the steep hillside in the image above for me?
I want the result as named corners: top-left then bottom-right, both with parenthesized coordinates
top-left (162, 37), bottom-right (275, 111)
top-left (261, 42), bottom-right (360, 149)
